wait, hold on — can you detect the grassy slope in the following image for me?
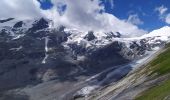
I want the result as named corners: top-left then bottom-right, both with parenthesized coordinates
top-left (149, 46), bottom-right (170, 76)
top-left (135, 79), bottom-right (170, 100)
top-left (135, 44), bottom-right (170, 100)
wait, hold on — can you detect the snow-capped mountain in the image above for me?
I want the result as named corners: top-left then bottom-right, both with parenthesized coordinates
top-left (0, 17), bottom-right (170, 99)
top-left (0, 17), bottom-right (170, 74)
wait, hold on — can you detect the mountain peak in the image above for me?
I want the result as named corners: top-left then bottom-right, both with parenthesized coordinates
top-left (142, 26), bottom-right (170, 38)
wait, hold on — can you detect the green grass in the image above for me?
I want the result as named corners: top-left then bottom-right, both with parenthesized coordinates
top-left (135, 79), bottom-right (170, 100)
top-left (135, 44), bottom-right (170, 100)
top-left (148, 46), bottom-right (170, 76)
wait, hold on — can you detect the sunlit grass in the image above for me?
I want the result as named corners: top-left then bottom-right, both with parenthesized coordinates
top-left (135, 79), bottom-right (170, 100)
top-left (135, 44), bottom-right (170, 100)
top-left (149, 45), bottom-right (170, 76)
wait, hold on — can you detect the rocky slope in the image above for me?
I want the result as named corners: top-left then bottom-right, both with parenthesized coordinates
top-left (0, 18), bottom-right (170, 100)
top-left (84, 43), bottom-right (170, 100)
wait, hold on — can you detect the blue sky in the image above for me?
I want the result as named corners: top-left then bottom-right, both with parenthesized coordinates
top-left (106, 0), bottom-right (170, 31)
top-left (38, 0), bottom-right (170, 32)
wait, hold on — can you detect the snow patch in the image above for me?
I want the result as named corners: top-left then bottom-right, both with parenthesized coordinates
top-left (142, 26), bottom-right (170, 38)
top-left (9, 46), bottom-right (23, 51)
top-left (12, 34), bottom-right (25, 40)
top-left (76, 85), bottom-right (98, 96)
top-left (42, 37), bottom-right (49, 64)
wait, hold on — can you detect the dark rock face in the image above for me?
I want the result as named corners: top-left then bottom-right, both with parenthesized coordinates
top-left (28, 18), bottom-right (49, 32)
top-left (0, 19), bottom-right (68, 92)
top-left (139, 37), bottom-right (166, 50)
top-left (105, 32), bottom-right (121, 39)
top-left (13, 21), bottom-right (23, 28)
top-left (67, 43), bottom-right (87, 56)
top-left (57, 25), bottom-right (65, 32)
top-left (84, 31), bottom-right (96, 41)
top-left (129, 41), bottom-right (146, 57)
top-left (0, 93), bottom-right (29, 100)
top-left (84, 42), bottom-right (130, 73)
top-left (0, 29), bottom-right (12, 41)
top-left (0, 18), bottom-right (14, 23)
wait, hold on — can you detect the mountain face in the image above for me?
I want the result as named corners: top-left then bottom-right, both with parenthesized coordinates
top-left (0, 18), bottom-right (170, 99)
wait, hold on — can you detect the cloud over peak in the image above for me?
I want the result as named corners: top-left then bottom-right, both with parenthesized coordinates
top-left (0, 0), bottom-right (147, 37)
top-left (0, 0), bottom-right (44, 19)
top-left (154, 5), bottom-right (170, 25)
top-left (127, 14), bottom-right (144, 25)
top-left (166, 14), bottom-right (170, 24)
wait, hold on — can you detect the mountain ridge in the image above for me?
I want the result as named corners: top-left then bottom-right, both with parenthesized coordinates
top-left (0, 17), bottom-right (170, 100)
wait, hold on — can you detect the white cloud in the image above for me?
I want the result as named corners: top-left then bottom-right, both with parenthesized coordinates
top-left (104, 0), bottom-right (114, 9)
top-left (165, 14), bottom-right (170, 24)
top-left (154, 5), bottom-right (170, 24)
top-left (47, 0), bottom-right (146, 36)
top-left (109, 0), bottom-right (114, 9)
top-left (0, 0), bottom-right (147, 37)
top-left (0, 0), bottom-right (45, 19)
top-left (127, 14), bottom-right (144, 25)
top-left (155, 5), bottom-right (168, 16)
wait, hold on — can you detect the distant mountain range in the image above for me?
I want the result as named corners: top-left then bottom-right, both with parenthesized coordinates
top-left (0, 17), bottom-right (170, 100)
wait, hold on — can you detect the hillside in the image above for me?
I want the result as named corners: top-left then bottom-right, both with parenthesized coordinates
top-left (84, 43), bottom-right (170, 100)
top-left (135, 43), bottom-right (170, 100)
